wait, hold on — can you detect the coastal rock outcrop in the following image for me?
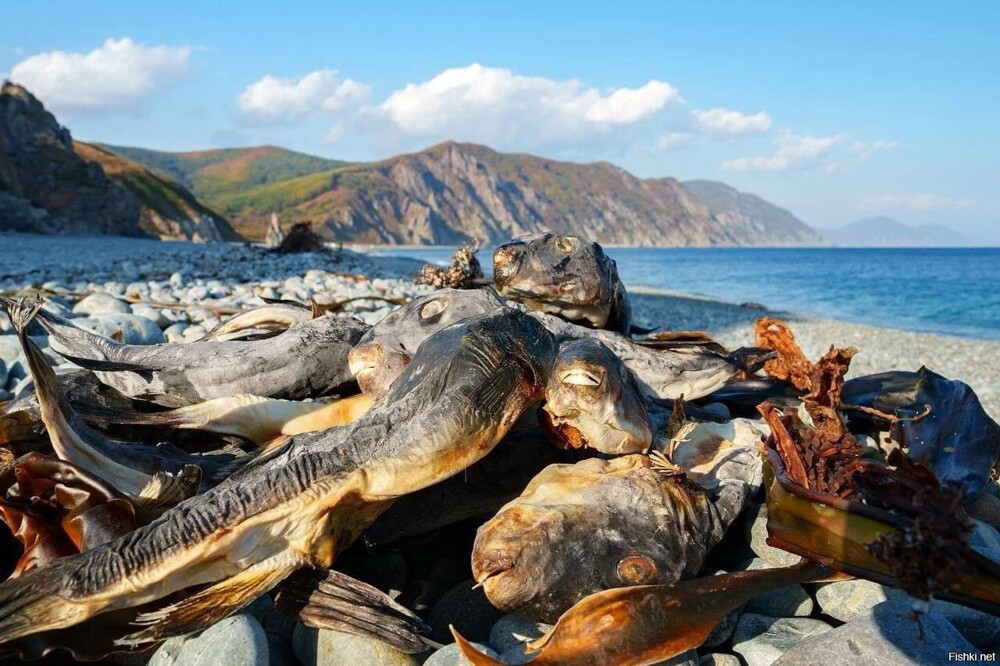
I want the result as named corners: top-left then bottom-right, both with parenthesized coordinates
top-left (0, 81), bottom-right (142, 236)
top-left (0, 81), bottom-right (238, 242)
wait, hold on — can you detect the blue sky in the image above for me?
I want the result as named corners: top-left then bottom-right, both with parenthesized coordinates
top-left (3, 1), bottom-right (998, 242)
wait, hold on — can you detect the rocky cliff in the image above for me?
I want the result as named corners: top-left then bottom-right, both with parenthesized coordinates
top-left (0, 82), bottom-right (236, 242)
top-left (163, 141), bottom-right (810, 246)
top-left (683, 180), bottom-right (823, 246)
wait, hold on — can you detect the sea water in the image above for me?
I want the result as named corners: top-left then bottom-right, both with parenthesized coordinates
top-left (370, 246), bottom-right (1000, 340)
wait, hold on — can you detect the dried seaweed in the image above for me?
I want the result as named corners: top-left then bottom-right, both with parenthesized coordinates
top-left (855, 450), bottom-right (973, 601)
top-left (0, 453), bottom-right (137, 579)
top-left (413, 243), bottom-right (484, 289)
top-left (759, 345), bottom-right (864, 500)
top-left (754, 317), bottom-right (813, 391)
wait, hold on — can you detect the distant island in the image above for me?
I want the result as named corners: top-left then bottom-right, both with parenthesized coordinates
top-left (816, 216), bottom-right (973, 247)
top-left (1, 80), bottom-right (968, 249)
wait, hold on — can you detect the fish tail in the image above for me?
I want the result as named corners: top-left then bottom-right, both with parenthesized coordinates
top-left (0, 559), bottom-right (92, 645)
top-left (27, 301), bottom-right (123, 362)
top-left (729, 346), bottom-right (778, 375)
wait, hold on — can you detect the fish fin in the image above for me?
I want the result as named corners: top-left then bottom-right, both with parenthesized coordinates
top-left (274, 568), bottom-right (438, 654)
top-left (59, 354), bottom-right (157, 373)
top-left (452, 628), bottom-right (506, 665)
top-left (120, 555), bottom-right (301, 645)
top-left (28, 305), bottom-right (125, 361)
top-left (729, 347), bottom-right (778, 375)
top-left (134, 465), bottom-right (202, 517)
top-left (0, 557), bottom-right (93, 644)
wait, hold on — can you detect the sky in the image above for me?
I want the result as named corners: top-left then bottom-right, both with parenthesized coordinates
top-left (3, 1), bottom-right (999, 243)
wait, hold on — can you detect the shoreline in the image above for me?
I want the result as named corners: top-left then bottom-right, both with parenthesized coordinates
top-left (626, 285), bottom-right (999, 420)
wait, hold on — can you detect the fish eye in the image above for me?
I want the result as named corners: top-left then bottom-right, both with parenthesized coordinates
top-left (560, 369), bottom-right (601, 387)
top-left (419, 299), bottom-right (446, 320)
top-left (556, 237), bottom-right (573, 253)
top-left (616, 555), bottom-right (657, 584)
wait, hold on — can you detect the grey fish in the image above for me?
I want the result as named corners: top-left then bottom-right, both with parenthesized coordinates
top-left (4, 299), bottom-right (240, 511)
top-left (6, 297), bottom-right (368, 407)
top-left (471, 454), bottom-right (748, 623)
top-left (493, 232), bottom-right (631, 334)
top-left (349, 288), bottom-right (506, 399)
top-left (348, 289), bottom-right (770, 403)
top-left (0, 307), bottom-right (557, 658)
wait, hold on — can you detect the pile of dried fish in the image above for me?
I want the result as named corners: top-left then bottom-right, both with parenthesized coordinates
top-left (0, 232), bottom-right (997, 666)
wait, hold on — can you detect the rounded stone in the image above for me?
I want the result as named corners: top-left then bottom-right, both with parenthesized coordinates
top-left (78, 314), bottom-right (165, 345)
top-left (743, 559), bottom-right (814, 617)
top-left (426, 579), bottom-right (506, 644)
top-left (147, 614), bottom-right (268, 666)
top-left (814, 579), bottom-right (889, 623)
top-left (425, 641), bottom-right (499, 666)
top-left (489, 614), bottom-right (552, 653)
top-left (743, 504), bottom-right (803, 568)
top-left (72, 292), bottom-right (131, 316)
top-left (732, 614), bottom-right (833, 666)
top-left (773, 599), bottom-right (978, 666)
top-left (292, 624), bottom-right (418, 666)
top-left (699, 654), bottom-right (742, 666)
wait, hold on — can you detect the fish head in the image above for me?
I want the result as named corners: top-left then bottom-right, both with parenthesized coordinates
top-left (472, 457), bottom-right (668, 622)
top-left (349, 289), bottom-right (504, 398)
top-left (493, 233), bottom-right (619, 329)
top-left (541, 339), bottom-right (652, 454)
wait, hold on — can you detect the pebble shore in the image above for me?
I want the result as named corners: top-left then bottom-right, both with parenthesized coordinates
top-left (1, 243), bottom-right (998, 666)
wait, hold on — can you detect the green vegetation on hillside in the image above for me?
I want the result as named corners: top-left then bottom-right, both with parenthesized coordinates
top-left (98, 144), bottom-right (348, 201)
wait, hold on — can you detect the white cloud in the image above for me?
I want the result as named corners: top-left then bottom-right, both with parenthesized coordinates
top-left (692, 108), bottom-right (771, 137)
top-left (657, 131), bottom-right (692, 151)
top-left (849, 139), bottom-right (901, 160)
top-left (722, 130), bottom-right (846, 172)
top-left (8, 38), bottom-right (192, 114)
top-left (858, 193), bottom-right (975, 211)
top-left (369, 63), bottom-right (681, 149)
top-left (238, 70), bottom-right (370, 124)
top-left (325, 121), bottom-right (346, 144)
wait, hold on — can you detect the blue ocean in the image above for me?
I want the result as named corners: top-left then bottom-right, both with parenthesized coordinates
top-left (371, 246), bottom-right (1000, 341)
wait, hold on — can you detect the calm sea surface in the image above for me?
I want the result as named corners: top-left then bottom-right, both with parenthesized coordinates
top-left (370, 246), bottom-right (1000, 340)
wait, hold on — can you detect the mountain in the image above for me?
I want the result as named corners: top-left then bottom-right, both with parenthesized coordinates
top-left (97, 144), bottom-right (348, 208)
top-left (107, 140), bottom-right (819, 246)
top-left (0, 81), bottom-right (236, 241)
top-left (73, 142), bottom-right (240, 242)
top-left (0, 81), bottom-right (143, 236)
top-left (683, 180), bottom-right (823, 246)
top-left (818, 216), bottom-right (972, 247)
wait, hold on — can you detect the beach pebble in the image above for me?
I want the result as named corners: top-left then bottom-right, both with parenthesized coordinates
top-left (814, 580), bottom-right (888, 623)
top-left (743, 504), bottom-right (803, 567)
top-left (773, 599), bottom-right (978, 665)
top-left (743, 559), bottom-right (813, 617)
top-left (183, 325), bottom-right (208, 342)
top-left (131, 304), bottom-right (171, 329)
top-left (489, 614), bottom-right (552, 653)
top-left (72, 292), bottom-right (130, 316)
top-left (292, 624), bottom-right (418, 666)
top-left (699, 654), bottom-right (742, 666)
top-left (163, 323), bottom-right (190, 343)
top-left (883, 589), bottom-right (1000, 648)
top-left (148, 614), bottom-right (268, 666)
top-left (426, 579), bottom-right (506, 644)
top-left (425, 642), bottom-right (498, 666)
top-left (78, 313), bottom-right (165, 345)
top-left (652, 649), bottom-right (698, 665)
top-left (247, 596), bottom-right (297, 666)
top-left (732, 615), bottom-right (833, 666)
